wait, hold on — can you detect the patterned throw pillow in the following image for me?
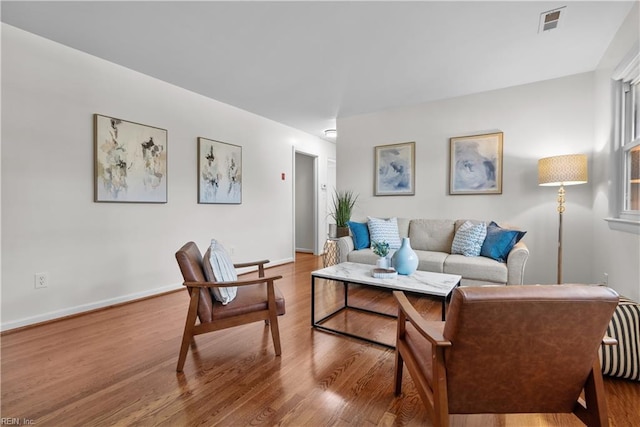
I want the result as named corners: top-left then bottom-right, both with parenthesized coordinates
top-left (367, 217), bottom-right (402, 249)
top-left (599, 296), bottom-right (640, 381)
top-left (203, 239), bottom-right (238, 305)
top-left (451, 221), bottom-right (487, 256)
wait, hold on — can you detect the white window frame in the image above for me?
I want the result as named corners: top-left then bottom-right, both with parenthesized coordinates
top-left (607, 43), bottom-right (640, 234)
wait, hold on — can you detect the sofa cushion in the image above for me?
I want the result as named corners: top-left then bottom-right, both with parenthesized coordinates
top-left (367, 216), bottom-right (402, 249)
top-left (444, 254), bottom-right (508, 284)
top-left (409, 219), bottom-right (455, 252)
top-left (348, 221), bottom-right (370, 250)
top-left (451, 221), bottom-right (487, 257)
top-left (415, 251), bottom-right (448, 273)
top-left (397, 218), bottom-right (411, 238)
top-left (480, 222), bottom-right (526, 262)
top-left (347, 248), bottom-right (379, 265)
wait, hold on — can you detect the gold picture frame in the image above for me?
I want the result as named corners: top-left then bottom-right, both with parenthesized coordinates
top-left (449, 132), bottom-right (503, 195)
top-left (374, 141), bottom-right (416, 196)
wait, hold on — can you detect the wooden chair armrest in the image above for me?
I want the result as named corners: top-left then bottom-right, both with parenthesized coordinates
top-left (233, 259), bottom-right (269, 277)
top-left (393, 291), bottom-right (451, 347)
top-left (233, 260), bottom-right (269, 269)
top-left (183, 275), bottom-right (282, 288)
top-left (602, 336), bottom-right (617, 346)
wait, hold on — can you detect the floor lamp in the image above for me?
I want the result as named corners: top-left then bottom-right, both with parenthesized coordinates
top-left (538, 154), bottom-right (588, 284)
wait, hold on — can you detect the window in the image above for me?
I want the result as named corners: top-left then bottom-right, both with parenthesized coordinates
top-left (622, 81), bottom-right (640, 213)
top-left (613, 45), bottom-right (640, 225)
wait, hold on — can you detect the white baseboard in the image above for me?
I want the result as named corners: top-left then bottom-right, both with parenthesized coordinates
top-left (1, 257), bottom-right (296, 332)
top-left (1, 282), bottom-right (183, 332)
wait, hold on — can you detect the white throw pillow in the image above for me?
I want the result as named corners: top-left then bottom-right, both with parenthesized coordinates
top-left (204, 239), bottom-right (238, 305)
top-left (451, 221), bottom-right (487, 257)
top-left (367, 216), bottom-right (402, 249)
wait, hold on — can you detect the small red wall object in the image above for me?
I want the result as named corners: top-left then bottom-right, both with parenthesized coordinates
top-left (281, 173), bottom-right (285, 180)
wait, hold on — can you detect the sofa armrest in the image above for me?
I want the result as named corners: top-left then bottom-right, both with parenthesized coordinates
top-left (506, 240), bottom-right (529, 285)
top-left (336, 236), bottom-right (354, 263)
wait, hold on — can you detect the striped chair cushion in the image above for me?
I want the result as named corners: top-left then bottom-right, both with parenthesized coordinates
top-left (599, 296), bottom-right (640, 381)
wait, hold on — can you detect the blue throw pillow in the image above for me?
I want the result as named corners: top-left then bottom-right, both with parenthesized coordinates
top-left (480, 221), bottom-right (526, 262)
top-left (348, 221), bottom-right (370, 250)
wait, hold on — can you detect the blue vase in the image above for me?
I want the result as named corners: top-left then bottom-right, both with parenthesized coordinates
top-left (392, 237), bottom-right (419, 275)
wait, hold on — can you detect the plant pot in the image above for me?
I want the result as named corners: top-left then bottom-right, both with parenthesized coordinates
top-left (336, 226), bottom-right (350, 238)
top-left (328, 224), bottom-right (337, 238)
top-left (376, 257), bottom-right (390, 269)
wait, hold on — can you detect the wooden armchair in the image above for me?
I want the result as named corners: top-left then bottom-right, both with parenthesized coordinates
top-left (393, 285), bottom-right (618, 427)
top-left (175, 241), bottom-right (285, 372)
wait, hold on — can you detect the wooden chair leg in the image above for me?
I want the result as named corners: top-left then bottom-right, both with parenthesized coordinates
top-left (574, 361), bottom-right (609, 427)
top-left (432, 347), bottom-right (450, 427)
top-left (394, 350), bottom-right (404, 396)
top-left (177, 288), bottom-right (200, 372)
top-left (269, 312), bottom-right (282, 356)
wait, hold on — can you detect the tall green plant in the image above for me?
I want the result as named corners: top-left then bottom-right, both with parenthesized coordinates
top-left (330, 190), bottom-right (358, 227)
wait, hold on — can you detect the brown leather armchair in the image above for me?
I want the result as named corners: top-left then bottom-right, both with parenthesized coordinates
top-left (393, 285), bottom-right (618, 427)
top-left (175, 241), bottom-right (285, 372)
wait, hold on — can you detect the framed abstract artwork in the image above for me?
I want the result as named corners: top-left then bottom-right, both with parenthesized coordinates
top-left (94, 114), bottom-right (167, 203)
top-left (198, 137), bottom-right (242, 204)
top-left (374, 141), bottom-right (415, 196)
top-left (449, 132), bottom-right (503, 195)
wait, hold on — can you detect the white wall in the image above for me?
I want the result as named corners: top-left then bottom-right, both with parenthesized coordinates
top-left (0, 24), bottom-right (335, 330)
top-left (337, 73), bottom-right (596, 287)
top-left (592, 3), bottom-right (640, 301)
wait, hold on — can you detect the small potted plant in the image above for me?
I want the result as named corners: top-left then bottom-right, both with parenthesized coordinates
top-left (330, 190), bottom-right (358, 237)
top-left (371, 240), bottom-right (391, 269)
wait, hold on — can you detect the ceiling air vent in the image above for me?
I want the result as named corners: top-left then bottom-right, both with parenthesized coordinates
top-left (539, 6), bottom-right (567, 33)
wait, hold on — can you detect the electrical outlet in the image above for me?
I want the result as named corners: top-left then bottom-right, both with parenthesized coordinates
top-left (230, 246), bottom-right (236, 256)
top-left (603, 272), bottom-right (609, 286)
top-left (34, 273), bottom-right (48, 289)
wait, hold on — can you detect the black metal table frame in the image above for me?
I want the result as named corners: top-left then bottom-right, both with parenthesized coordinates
top-left (311, 275), bottom-right (458, 349)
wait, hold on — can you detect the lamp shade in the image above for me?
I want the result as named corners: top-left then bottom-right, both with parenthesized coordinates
top-left (538, 154), bottom-right (588, 186)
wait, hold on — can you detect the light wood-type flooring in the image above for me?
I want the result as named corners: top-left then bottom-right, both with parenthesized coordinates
top-left (1, 253), bottom-right (639, 426)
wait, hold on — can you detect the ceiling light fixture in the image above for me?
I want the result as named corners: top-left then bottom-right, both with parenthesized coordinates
top-left (324, 129), bottom-right (337, 138)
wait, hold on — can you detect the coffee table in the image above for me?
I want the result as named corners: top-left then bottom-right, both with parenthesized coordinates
top-left (311, 262), bottom-right (461, 348)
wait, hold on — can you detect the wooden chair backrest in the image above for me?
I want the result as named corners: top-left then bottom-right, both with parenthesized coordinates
top-left (175, 241), bottom-right (214, 323)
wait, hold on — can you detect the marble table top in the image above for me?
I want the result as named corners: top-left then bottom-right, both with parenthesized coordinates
top-left (311, 262), bottom-right (461, 298)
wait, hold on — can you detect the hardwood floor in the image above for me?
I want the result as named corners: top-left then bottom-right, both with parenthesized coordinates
top-left (1, 253), bottom-right (638, 426)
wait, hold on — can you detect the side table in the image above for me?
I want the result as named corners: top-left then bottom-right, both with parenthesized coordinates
top-left (322, 238), bottom-right (340, 267)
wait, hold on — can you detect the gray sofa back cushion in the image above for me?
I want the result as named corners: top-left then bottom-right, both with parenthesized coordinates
top-left (397, 217), bottom-right (411, 239)
top-left (409, 219), bottom-right (455, 252)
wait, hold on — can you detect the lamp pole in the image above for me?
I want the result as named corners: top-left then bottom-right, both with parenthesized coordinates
top-left (556, 185), bottom-right (565, 284)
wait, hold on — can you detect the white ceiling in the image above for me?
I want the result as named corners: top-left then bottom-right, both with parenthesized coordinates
top-left (1, 1), bottom-right (635, 141)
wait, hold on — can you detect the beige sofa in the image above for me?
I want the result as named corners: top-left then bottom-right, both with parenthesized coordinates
top-left (336, 218), bottom-right (529, 286)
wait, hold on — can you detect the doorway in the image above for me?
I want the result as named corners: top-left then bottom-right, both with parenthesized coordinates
top-left (294, 151), bottom-right (317, 254)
